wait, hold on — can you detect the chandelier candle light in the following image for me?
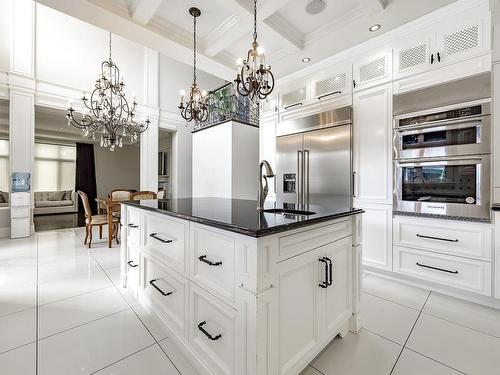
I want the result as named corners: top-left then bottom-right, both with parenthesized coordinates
top-left (234, 0), bottom-right (275, 101)
top-left (178, 7), bottom-right (209, 124)
top-left (66, 32), bottom-right (150, 151)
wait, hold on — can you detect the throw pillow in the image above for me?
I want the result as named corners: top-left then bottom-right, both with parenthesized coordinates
top-left (0, 192), bottom-right (4, 203)
top-left (63, 190), bottom-right (72, 200)
top-left (48, 191), bottom-right (65, 201)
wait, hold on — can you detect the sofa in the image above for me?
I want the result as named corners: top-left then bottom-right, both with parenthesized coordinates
top-left (34, 190), bottom-right (78, 215)
top-left (0, 191), bottom-right (8, 208)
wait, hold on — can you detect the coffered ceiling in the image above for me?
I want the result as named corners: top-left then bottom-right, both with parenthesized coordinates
top-left (41, 0), bottom-right (458, 80)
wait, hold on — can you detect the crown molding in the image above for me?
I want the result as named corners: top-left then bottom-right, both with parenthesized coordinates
top-left (264, 13), bottom-right (304, 50)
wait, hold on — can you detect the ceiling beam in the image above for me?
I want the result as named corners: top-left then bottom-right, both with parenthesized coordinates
top-left (129, 0), bottom-right (164, 26)
top-left (356, 0), bottom-right (385, 14)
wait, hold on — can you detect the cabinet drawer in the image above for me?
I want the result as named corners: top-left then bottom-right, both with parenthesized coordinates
top-left (142, 255), bottom-right (188, 337)
top-left (393, 216), bottom-right (492, 261)
top-left (278, 219), bottom-right (352, 261)
top-left (190, 225), bottom-right (236, 305)
top-left (143, 213), bottom-right (189, 275)
top-left (126, 207), bottom-right (141, 246)
top-left (189, 283), bottom-right (240, 375)
top-left (126, 245), bottom-right (141, 290)
top-left (394, 246), bottom-right (491, 295)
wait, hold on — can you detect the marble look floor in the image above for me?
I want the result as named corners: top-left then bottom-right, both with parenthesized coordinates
top-left (1, 228), bottom-right (500, 374)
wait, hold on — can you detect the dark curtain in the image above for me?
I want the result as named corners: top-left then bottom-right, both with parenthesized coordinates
top-left (75, 143), bottom-right (97, 213)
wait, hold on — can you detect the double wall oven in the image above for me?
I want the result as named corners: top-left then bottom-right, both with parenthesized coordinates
top-left (393, 100), bottom-right (491, 221)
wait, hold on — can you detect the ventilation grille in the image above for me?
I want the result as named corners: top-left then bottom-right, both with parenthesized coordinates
top-left (445, 25), bottom-right (479, 56)
top-left (359, 57), bottom-right (386, 83)
top-left (315, 73), bottom-right (347, 97)
top-left (399, 44), bottom-right (427, 71)
top-left (282, 87), bottom-right (307, 108)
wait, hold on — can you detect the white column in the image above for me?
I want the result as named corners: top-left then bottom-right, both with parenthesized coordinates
top-left (9, 0), bottom-right (35, 236)
top-left (140, 48), bottom-right (159, 191)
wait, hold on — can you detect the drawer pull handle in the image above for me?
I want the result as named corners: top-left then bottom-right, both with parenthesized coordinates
top-left (325, 257), bottom-right (333, 286)
top-left (149, 279), bottom-right (173, 296)
top-left (318, 91), bottom-right (341, 100)
top-left (128, 223), bottom-right (139, 229)
top-left (198, 321), bottom-right (222, 341)
top-left (416, 234), bottom-right (458, 243)
top-left (150, 233), bottom-right (173, 244)
top-left (416, 262), bottom-right (458, 274)
top-left (198, 255), bottom-right (223, 266)
top-left (319, 258), bottom-right (328, 288)
top-left (127, 260), bottom-right (138, 268)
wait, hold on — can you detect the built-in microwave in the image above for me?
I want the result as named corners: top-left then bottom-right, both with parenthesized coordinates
top-left (393, 101), bottom-right (491, 160)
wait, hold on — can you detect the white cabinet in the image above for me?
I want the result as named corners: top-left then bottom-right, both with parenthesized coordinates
top-left (260, 95), bottom-right (278, 116)
top-left (311, 63), bottom-right (352, 100)
top-left (353, 83), bottom-right (392, 204)
top-left (495, 212), bottom-right (500, 300)
top-left (353, 48), bottom-right (392, 91)
top-left (355, 202), bottom-right (392, 271)
top-left (393, 14), bottom-right (490, 80)
top-left (280, 85), bottom-right (308, 111)
top-left (259, 116), bottom-right (277, 197)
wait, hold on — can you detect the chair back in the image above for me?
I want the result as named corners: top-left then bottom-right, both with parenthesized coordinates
top-left (77, 190), bottom-right (93, 221)
top-left (130, 191), bottom-right (157, 200)
top-left (157, 190), bottom-right (166, 199)
top-left (108, 189), bottom-right (132, 201)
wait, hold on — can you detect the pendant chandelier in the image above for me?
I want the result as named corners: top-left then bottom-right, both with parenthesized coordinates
top-left (234, 0), bottom-right (275, 101)
top-left (66, 32), bottom-right (150, 151)
top-left (178, 7), bottom-right (209, 124)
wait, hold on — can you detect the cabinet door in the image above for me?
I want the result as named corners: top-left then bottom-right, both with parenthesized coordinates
top-left (393, 33), bottom-right (433, 79)
top-left (353, 48), bottom-right (391, 91)
top-left (311, 63), bottom-right (352, 100)
top-left (353, 83), bottom-right (392, 203)
top-left (322, 237), bottom-right (351, 338)
top-left (260, 95), bottom-right (278, 116)
top-left (436, 15), bottom-right (489, 67)
top-left (495, 212), bottom-right (500, 300)
top-left (280, 86), bottom-right (307, 111)
top-left (259, 116), bottom-right (277, 197)
top-left (277, 247), bottom-right (322, 375)
top-left (355, 201), bottom-right (392, 271)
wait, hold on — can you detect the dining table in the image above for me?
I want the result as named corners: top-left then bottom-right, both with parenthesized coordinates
top-left (95, 197), bottom-right (124, 248)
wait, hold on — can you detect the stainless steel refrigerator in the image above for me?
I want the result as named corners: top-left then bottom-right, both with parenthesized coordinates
top-left (276, 107), bottom-right (352, 208)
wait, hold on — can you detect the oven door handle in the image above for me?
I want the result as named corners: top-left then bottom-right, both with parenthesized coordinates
top-left (396, 157), bottom-right (484, 167)
top-left (396, 116), bottom-right (484, 132)
top-left (396, 119), bottom-right (484, 135)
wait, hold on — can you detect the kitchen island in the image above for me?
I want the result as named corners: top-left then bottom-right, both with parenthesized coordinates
top-left (120, 198), bottom-right (363, 375)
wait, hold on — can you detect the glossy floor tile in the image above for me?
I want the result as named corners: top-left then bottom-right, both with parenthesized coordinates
top-left (3, 229), bottom-right (500, 375)
top-left (360, 292), bottom-right (420, 345)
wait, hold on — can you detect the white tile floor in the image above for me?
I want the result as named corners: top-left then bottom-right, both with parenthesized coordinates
top-left (1, 228), bottom-right (500, 374)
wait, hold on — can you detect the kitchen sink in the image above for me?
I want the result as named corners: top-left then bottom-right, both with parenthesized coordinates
top-left (261, 208), bottom-right (316, 216)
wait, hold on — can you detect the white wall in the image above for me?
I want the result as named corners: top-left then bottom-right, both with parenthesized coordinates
top-left (35, 4), bottom-right (145, 102)
top-left (94, 144), bottom-right (140, 198)
top-left (0, 0), bottom-right (11, 73)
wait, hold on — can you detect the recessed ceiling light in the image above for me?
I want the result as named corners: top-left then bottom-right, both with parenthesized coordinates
top-left (306, 0), bottom-right (326, 15)
top-left (369, 24), bottom-right (381, 32)
top-left (302, 57), bottom-right (311, 63)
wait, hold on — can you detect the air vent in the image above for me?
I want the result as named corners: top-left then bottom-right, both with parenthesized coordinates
top-left (399, 44), bottom-right (427, 71)
top-left (315, 73), bottom-right (347, 97)
top-left (359, 56), bottom-right (386, 83)
top-left (445, 25), bottom-right (479, 56)
top-left (282, 87), bottom-right (307, 108)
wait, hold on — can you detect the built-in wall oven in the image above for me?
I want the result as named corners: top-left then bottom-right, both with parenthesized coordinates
top-left (393, 100), bottom-right (491, 221)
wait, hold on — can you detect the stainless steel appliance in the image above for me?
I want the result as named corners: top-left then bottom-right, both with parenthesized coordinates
top-left (276, 107), bottom-right (352, 207)
top-left (393, 100), bottom-right (491, 221)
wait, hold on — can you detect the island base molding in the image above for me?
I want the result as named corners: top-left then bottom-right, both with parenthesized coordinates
top-left (121, 203), bottom-right (363, 375)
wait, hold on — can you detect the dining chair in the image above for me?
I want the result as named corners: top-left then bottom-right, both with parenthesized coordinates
top-left (77, 190), bottom-right (120, 248)
top-left (108, 189), bottom-right (133, 200)
top-left (157, 189), bottom-right (166, 199)
top-left (130, 191), bottom-right (157, 200)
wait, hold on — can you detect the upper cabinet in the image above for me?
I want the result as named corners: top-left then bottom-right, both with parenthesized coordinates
top-left (281, 85), bottom-right (308, 111)
top-left (260, 95), bottom-right (278, 117)
top-left (311, 63), bottom-right (352, 100)
top-left (393, 14), bottom-right (490, 80)
top-left (352, 48), bottom-right (392, 92)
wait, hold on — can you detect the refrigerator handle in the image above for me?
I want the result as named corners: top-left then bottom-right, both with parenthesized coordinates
top-left (352, 171), bottom-right (357, 198)
top-left (304, 150), bottom-right (310, 206)
top-left (297, 150), bottom-right (302, 206)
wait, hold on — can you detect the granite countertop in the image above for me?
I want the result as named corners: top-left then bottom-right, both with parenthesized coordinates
top-left (123, 197), bottom-right (363, 237)
top-left (492, 204), bottom-right (500, 211)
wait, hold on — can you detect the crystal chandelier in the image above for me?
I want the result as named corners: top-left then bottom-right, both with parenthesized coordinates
top-left (234, 0), bottom-right (275, 101)
top-left (66, 32), bottom-right (150, 151)
top-left (178, 7), bottom-right (209, 124)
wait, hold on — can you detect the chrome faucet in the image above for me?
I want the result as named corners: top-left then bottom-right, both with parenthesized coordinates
top-left (258, 160), bottom-right (275, 209)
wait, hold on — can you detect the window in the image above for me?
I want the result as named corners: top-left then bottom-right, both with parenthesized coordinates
top-left (0, 139), bottom-right (8, 193)
top-left (34, 143), bottom-right (76, 192)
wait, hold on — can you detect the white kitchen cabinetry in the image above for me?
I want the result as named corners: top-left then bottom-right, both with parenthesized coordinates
top-left (352, 48), bottom-right (392, 92)
top-left (354, 202), bottom-right (392, 271)
top-left (311, 63), bottom-right (353, 100)
top-left (393, 14), bottom-right (490, 80)
top-left (121, 205), bottom-right (362, 375)
top-left (495, 212), bottom-right (500, 299)
top-left (353, 83), bottom-right (392, 203)
top-left (259, 115), bottom-right (277, 197)
top-left (280, 85), bottom-right (308, 112)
